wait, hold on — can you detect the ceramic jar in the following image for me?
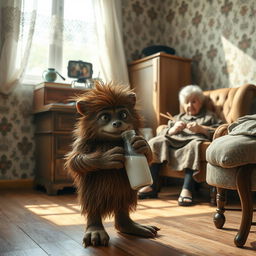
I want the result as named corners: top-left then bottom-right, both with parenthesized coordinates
top-left (42, 68), bottom-right (57, 82)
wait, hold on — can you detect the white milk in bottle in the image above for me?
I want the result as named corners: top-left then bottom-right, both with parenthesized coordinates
top-left (121, 130), bottom-right (153, 190)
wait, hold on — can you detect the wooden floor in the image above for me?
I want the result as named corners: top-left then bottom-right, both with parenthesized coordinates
top-left (0, 186), bottom-right (255, 256)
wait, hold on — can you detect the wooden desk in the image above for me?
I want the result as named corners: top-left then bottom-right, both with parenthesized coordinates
top-left (33, 83), bottom-right (85, 195)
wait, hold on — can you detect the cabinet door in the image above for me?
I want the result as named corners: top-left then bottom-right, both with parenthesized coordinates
top-left (129, 58), bottom-right (158, 131)
top-left (35, 135), bottom-right (53, 182)
top-left (158, 57), bottom-right (191, 125)
top-left (55, 134), bottom-right (73, 156)
top-left (55, 158), bottom-right (72, 182)
top-left (54, 135), bottom-right (73, 182)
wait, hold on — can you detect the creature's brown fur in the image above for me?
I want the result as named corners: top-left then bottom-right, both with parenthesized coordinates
top-left (65, 81), bottom-right (146, 218)
top-left (65, 81), bottom-right (157, 247)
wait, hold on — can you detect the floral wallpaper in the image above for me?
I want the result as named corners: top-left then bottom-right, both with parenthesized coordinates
top-left (1, 0), bottom-right (256, 180)
top-left (122, 0), bottom-right (256, 90)
top-left (122, 0), bottom-right (166, 61)
top-left (0, 85), bottom-right (35, 180)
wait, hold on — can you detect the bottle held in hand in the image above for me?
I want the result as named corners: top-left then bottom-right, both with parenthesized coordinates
top-left (122, 130), bottom-right (153, 190)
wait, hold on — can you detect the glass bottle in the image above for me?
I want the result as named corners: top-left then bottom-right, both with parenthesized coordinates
top-left (121, 130), bottom-right (153, 190)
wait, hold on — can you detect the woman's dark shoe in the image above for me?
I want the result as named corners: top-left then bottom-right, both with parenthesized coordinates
top-left (138, 190), bottom-right (158, 199)
top-left (178, 195), bottom-right (193, 206)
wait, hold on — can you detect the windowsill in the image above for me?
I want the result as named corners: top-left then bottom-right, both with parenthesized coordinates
top-left (23, 76), bottom-right (72, 86)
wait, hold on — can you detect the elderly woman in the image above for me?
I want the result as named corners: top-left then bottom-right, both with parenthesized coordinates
top-left (138, 85), bottom-right (223, 206)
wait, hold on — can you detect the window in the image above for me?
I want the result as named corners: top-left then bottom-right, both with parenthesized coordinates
top-left (24, 0), bottom-right (100, 84)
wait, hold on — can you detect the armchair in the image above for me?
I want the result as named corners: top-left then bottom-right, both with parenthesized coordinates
top-left (157, 84), bottom-right (256, 197)
top-left (206, 115), bottom-right (256, 247)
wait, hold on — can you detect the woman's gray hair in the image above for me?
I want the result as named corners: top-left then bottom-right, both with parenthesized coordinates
top-left (179, 85), bottom-right (205, 106)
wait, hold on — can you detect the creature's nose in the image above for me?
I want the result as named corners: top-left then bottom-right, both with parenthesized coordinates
top-left (112, 121), bottom-right (122, 128)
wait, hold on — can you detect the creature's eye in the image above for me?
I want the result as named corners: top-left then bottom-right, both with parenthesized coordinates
top-left (119, 110), bottom-right (128, 120)
top-left (99, 113), bottom-right (110, 122)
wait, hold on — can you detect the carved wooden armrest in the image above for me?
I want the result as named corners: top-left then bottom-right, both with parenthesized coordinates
top-left (213, 123), bottom-right (229, 140)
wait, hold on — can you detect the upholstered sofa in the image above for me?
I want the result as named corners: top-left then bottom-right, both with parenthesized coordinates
top-left (206, 115), bottom-right (256, 247)
top-left (158, 84), bottom-right (256, 193)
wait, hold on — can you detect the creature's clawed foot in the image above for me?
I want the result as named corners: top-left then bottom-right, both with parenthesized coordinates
top-left (117, 221), bottom-right (159, 238)
top-left (83, 226), bottom-right (110, 247)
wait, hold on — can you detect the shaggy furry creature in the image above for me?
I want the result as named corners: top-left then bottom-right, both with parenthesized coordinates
top-left (65, 81), bottom-right (159, 247)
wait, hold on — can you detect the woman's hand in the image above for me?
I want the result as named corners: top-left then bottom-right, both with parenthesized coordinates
top-left (186, 122), bottom-right (209, 136)
top-left (186, 122), bottom-right (201, 133)
top-left (168, 121), bottom-right (186, 135)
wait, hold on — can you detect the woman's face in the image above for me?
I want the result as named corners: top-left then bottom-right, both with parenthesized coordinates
top-left (183, 94), bottom-right (202, 116)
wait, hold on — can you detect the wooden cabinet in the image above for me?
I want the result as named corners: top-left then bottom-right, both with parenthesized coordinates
top-left (128, 52), bottom-right (192, 132)
top-left (33, 83), bottom-right (84, 195)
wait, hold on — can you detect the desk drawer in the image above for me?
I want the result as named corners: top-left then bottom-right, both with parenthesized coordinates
top-left (54, 112), bottom-right (77, 131)
top-left (33, 85), bottom-right (85, 111)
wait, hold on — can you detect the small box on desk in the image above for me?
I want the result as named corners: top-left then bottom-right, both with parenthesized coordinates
top-left (33, 82), bottom-right (86, 112)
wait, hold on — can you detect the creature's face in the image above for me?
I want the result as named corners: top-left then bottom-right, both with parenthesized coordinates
top-left (75, 82), bottom-right (142, 141)
top-left (183, 94), bottom-right (202, 116)
top-left (95, 107), bottom-right (134, 140)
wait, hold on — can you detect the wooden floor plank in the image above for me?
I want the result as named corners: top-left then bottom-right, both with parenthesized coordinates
top-left (0, 188), bottom-right (255, 256)
top-left (0, 222), bottom-right (42, 253)
top-left (1, 248), bottom-right (48, 256)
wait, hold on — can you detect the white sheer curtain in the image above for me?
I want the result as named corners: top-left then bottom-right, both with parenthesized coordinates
top-left (0, 0), bottom-right (37, 95)
top-left (0, 0), bottom-right (128, 93)
top-left (92, 0), bottom-right (129, 85)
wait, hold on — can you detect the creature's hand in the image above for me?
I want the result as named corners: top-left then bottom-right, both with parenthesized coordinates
top-left (130, 135), bottom-right (153, 162)
top-left (87, 147), bottom-right (125, 170)
top-left (168, 121), bottom-right (186, 135)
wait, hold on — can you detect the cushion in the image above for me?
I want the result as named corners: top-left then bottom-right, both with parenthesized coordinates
top-left (206, 134), bottom-right (256, 168)
top-left (206, 163), bottom-right (256, 190)
top-left (206, 163), bottom-right (240, 189)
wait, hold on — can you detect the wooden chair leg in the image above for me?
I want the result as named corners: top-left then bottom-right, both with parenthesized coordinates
top-left (210, 186), bottom-right (217, 206)
top-left (214, 187), bottom-right (226, 229)
top-left (234, 166), bottom-right (253, 247)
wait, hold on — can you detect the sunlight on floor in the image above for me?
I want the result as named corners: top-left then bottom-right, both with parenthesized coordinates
top-left (24, 197), bottom-right (215, 226)
top-left (24, 202), bottom-right (84, 225)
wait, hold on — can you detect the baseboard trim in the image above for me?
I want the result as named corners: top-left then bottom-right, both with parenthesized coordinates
top-left (0, 179), bottom-right (34, 189)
